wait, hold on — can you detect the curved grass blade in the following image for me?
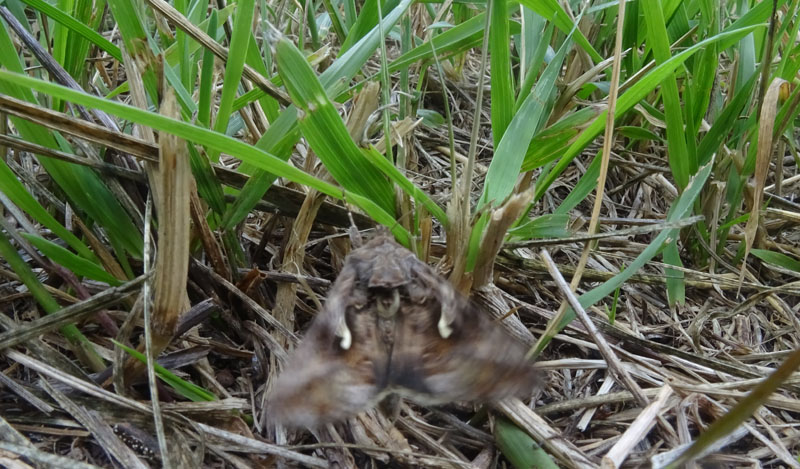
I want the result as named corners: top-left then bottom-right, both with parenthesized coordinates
top-left (22, 234), bottom-right (123, 286)
top-left (0, 230), bottom-right (104, 371)
top-left (221, 0), bottom-right (415, 228)
top-left (275, 38), bottom-right (396, 215)
top-left (535, 156), bottom-right (714, 354)
top-left (495, 417), bottom-right (559, 469)
top-left (534, 24), bottom-right (763, 202)
top-left (208, 0), bottom-right (254, 162)
top-left (113, 341), bottom-right (217, 402)
top-left (0, 25), bottom-right (143, 258)
top-left (0, 71), bottom-right (404, 235)
top-left (360, 146), bottom-right (448, 225)
top-left (568, 156), bottom-right (715, 328)
top-left (0, 70), bottom-right (340, 198)
top-left (18, 0), bottom-right (123, 62)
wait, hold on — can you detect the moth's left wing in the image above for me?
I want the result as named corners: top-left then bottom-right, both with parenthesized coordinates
top-left (268, 265), bottom-right (389, 428)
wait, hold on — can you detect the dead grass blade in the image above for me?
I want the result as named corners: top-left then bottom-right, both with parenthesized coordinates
top-left (496, 398), bottom-right (595, 469)
top-left (0, 440), bottom-right (105, 469)
top-left (664, 346), bottom-right (800, 468)
top-left (144, 0), bottom-right (290, 105)
top-left (472, 189), bottom-right (534, 287)
top-left (0, 275), bottom-right (146, 351)
top-left (150, 89), bottom-right (191, 354)
top-left (39, 378), bottom-right (149, 469)
top-left (5, 350), bottom-right (326, 467)
top-left (740, 78), bottom-right (789, 289)
top-left (539, 249), bottom-right (649, 407)
top-left (602, 385), bottom-right (673, 469)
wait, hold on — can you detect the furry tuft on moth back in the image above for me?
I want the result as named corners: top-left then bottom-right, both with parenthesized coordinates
top-left (267, 232), bottom-right (537, 428)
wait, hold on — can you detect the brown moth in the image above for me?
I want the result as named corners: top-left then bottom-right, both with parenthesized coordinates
top-left (269, 233), bottom-right (536, 428)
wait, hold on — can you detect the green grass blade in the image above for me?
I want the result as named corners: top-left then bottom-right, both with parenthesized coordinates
top-left (665, 346), bottom-right (800, 468)
top-left (518, 5), bottom-right (547, 88)
top-left (340, 0), bottom-right (380, 53)
top-left (230, 0), bottom-right (415, 111)
top-left (751, 249), bottom-right (800, 273)
top-left (696, 72), bottom-right (758, 165)
top-left (187, 143), bottom-right (227, 216)
top-left (481, 32), bottom-right (570, 209)
top-left (515, 0), bottom-right (601, 62)
top-left (21, 234), bottom-right (122, 286)
top-left (0, 71), bottom-right (404, 234)
top-left (106, 0), bottom-right (160, 100)
top-left (522, 107), bottom-right (599, 172)
top-left (196, 9), bottom-right (218, 128)
top-left (174, 0), bottom-right (192, 90)
top-left (244, 32), bottom-right (280, 122)
top-left (18, 0), bottom-right (123, 62)
top-left (275, 38), bottom-right (396, 214)
top-left (0, 158), bottom-right (94, 260)
top-left (221, 108), bottom-right (300, 230)
top-left (208, 0), bottom-right (254, 162)
top-left (113, 341), bottom-right (217, 402)
top-left (62, 0), bottom-right (96, 80)
top-left (516, 20), bottom-right (552, 109)
top-left (718, 0), bottom-right (785, 51)
top-left (0, 230), bottom-right (104, 370)
top-left (322, 0), bottom-right (413, 87)
top-left (553, 152), bottom-right (600, 215)
top-left (507, 214), bottom-right (570, 240)
top-left (495, 417), bottom-right (559, 469)
top-left (642, 0), bottom-right (693, 189)
top-left (565, 156), bottom-right (715, 329)
top-left (0, 26), bottom-right (143, 258)
top-left (361, 147), bottom-right (448, 225)
top-left (663, 239), bottom-right (685, 307)
top-left (535, 157), bottom-right (713, 354)
top-left (489, 0), bottom-right (513, 146)
top-left (533, 24), bottom-right (763, 202)
top-left (220, 0), bottom-right (415, 228)
top-left (0, 70), bottom-right (343, 200)
top-left (389, 9), bottom-right (517, 74)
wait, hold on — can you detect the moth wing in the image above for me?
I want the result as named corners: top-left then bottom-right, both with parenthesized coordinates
top-left (268, 265), bottom-right (389, 428)
top-left (391, 267), bottom-right (536, 405)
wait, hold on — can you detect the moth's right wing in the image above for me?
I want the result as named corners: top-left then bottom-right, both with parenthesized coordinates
top-left (391, 264), bottom-right (537, 405)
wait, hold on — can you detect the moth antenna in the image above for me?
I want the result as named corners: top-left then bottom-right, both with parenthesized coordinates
top-left (393, 207), bottom-right (415, 232)
top-left (347, 211), bottom-right (363, 248)
top-left (375, 208), bottom-right (416, 248)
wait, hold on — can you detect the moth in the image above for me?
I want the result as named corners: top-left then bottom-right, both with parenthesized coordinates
top-left (269, 233), bottom-right (537, 428)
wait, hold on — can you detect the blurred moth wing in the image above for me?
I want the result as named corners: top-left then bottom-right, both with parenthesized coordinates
top-left (268, 234), bottom-right (536, 428)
